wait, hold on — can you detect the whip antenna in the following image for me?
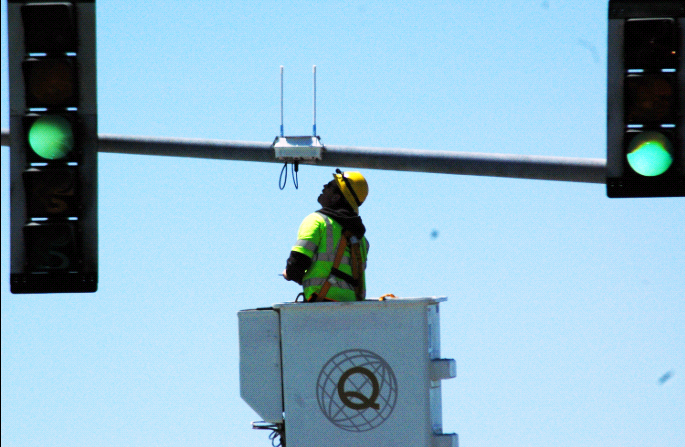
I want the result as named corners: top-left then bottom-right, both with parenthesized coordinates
top-left (313, 65), bottom-right (317, 136)
top-left (280, 66), bottom-right (284, 137)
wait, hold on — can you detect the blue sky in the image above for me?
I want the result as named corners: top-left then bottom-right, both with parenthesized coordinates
top-left (2, 1), bottom-right (684, 446)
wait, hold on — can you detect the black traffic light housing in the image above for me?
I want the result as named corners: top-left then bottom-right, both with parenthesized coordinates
top-left (8, 0), bottom-right (98, 293)
top-left (607, 0), bottom-right (685, 197)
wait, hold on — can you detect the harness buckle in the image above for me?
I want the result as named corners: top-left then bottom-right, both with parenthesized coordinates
top-left (327, 275), bottom-right (339, 285)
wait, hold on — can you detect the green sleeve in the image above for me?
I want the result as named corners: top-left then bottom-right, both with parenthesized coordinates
top-left (291, 213), bottom-right (324, 258)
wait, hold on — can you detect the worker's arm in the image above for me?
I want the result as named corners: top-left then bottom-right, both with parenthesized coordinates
top-left (283, 251), bottom-right (312, 285)
top-left (283, 213), bottom-right (323, 284)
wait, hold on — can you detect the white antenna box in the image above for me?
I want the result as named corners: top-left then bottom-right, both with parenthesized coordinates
top-left (273, 135), bottom-right (324, 161)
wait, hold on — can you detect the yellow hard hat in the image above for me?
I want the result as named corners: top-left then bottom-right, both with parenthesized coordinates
top-left (333, 169), bottom-right (368, 214)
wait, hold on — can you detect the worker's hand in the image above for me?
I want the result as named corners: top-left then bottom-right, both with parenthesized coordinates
top-left (282, 269), bottom-right (303, 285)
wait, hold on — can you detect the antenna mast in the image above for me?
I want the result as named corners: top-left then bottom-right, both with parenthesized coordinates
top-left (280, 66), bottom-right (284, 137)
top-left (313, 65), bottom-right (317, 136)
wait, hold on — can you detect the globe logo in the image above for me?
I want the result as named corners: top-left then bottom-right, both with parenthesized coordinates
top-left (316, 349), bottom-right (398, 432)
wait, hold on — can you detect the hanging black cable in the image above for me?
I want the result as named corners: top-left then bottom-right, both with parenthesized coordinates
top-left (292, 161), bottom-right (299, 189)
top-left (279, 161), bottom-right (300, 190)
top-left (279, 162), bottom-right (288, 190)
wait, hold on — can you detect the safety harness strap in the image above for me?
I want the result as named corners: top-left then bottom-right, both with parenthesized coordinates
top-left (350, 235), bottom-right (364, 301)
top-left (309, 230), bottom-right (364, 302)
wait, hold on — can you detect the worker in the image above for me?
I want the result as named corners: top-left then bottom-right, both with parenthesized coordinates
top-left (282, 169), bottom-right (369, 302)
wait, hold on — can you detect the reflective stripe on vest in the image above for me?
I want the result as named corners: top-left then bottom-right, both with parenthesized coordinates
top-left (302, 276), bottom-right (356, 291)
top-left (294, 239), bottom-right (318, 253)
top-left (303, 253), bottom-right (368, 272)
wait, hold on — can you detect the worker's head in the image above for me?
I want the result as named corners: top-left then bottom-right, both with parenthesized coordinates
top-left (318, 179), bottom-right (344, 209)
top-left (332, 169), bottom-right (368, 214)
top-left (318, 170), bottom-right (368, 213)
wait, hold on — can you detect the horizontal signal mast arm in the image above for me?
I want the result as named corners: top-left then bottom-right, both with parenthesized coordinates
top-left (1, 129), bottom-right (606, 184)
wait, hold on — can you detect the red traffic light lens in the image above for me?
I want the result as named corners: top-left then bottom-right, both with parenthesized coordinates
top-left (21, 2), bottom-right (76, 54)
top-left (624, 18), bottom-right (678, 70)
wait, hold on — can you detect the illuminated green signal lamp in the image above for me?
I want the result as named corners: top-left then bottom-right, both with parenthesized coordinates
top-left (626, 131), bottom-right (673, 177)
top-left (27, 115), bottom-right (74, 160)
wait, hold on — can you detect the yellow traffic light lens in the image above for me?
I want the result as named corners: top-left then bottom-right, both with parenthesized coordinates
top-left (625, 74), bottom-right (675, 123)
top-left (28, 115), bottom-right (74, 160)
top-left (24, 58), bottom-right (77, 107)
top-left (626, 131), bottom-right (673, 177)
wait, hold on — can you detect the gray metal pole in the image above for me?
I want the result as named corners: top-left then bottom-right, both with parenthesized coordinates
top-left (1, 129), bottom-right (606, 183)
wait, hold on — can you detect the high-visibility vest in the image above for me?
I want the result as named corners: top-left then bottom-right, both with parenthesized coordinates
top-left (291, 212), bottom-right (369, 302)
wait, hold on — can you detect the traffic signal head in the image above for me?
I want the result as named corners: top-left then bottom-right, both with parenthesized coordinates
top-left (607, 1), bottom-right (685, 198)
top-left (8, 0), bottom-right (98, 293)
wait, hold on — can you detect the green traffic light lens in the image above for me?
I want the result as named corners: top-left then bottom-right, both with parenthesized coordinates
top-left (626, 131), bottom-right (673, 177)
top-left (28, 115), bottom-right (74, 160)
